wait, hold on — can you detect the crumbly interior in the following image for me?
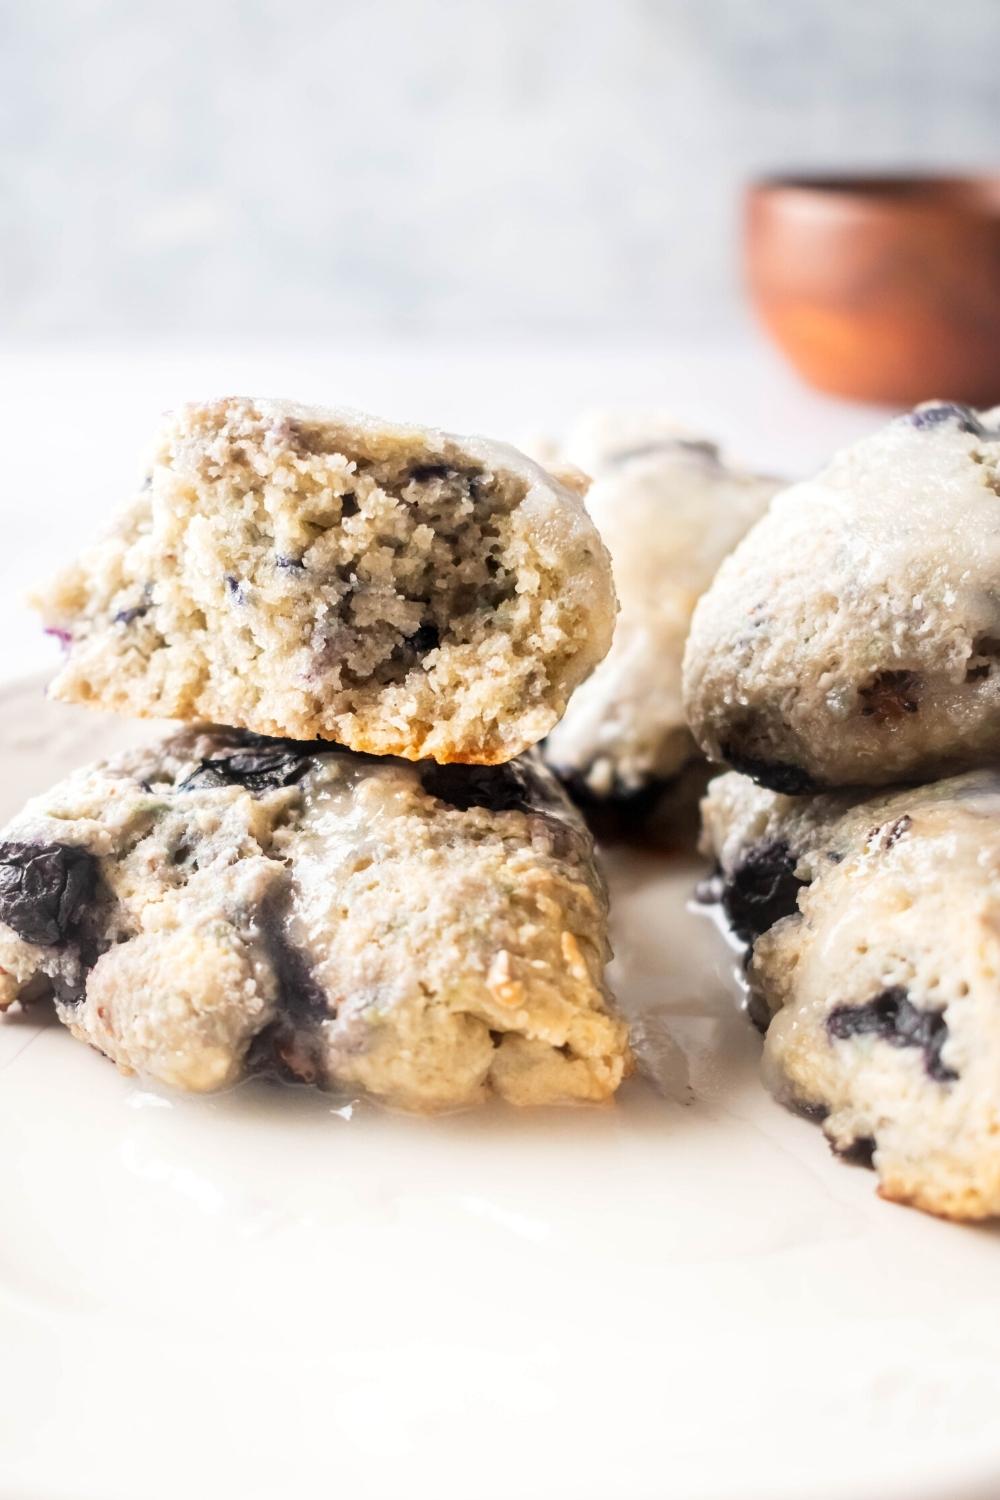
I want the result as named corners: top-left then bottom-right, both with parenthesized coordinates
top-left (0, 728), bottom-right (631, 1111)
top-left (37, 399), bottom-right (614, 763)
top-left (702, 769), bottom-right (1000, 1219)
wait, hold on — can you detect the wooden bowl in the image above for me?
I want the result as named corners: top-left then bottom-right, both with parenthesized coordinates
top-left (746, 174), bottom-right (1000, 405)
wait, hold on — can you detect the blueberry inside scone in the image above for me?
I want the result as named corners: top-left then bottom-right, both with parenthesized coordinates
top-left (34, 398), bottom-right (615, 765)
top-left (701, 768), bottom-right (1000, 1219)
top-left (0, 728), bottom-right (630, 1110)
top-left (534, 412), bottom-right (779, 830)
top-left (684, 402), bottom-right (1000, 791)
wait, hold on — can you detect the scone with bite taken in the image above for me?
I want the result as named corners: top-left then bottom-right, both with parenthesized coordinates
top-left (36, 397), bottom-right (616, 765)
top-left (0, 727), bottom-right (630, 1111)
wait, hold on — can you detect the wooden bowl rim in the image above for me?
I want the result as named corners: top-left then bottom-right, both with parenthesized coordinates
top-left (748, 172), bottom-right (1000, 219)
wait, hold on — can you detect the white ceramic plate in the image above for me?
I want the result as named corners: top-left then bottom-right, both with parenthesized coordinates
top-left (1, 678), bottom-right (999, 1500)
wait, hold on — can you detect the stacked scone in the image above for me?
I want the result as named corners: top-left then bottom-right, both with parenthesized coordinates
top-left (3, 396), bottom-right (632, 1111)
top-left (686, 402), bottom-right (1000, 1218)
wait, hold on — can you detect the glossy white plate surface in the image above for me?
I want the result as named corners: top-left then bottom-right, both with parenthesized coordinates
top-left (1, 679), bottom-right (999, 1500)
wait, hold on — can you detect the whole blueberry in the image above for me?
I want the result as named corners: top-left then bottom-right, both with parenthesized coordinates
top-left (0, 841), bottom-right (98, 946)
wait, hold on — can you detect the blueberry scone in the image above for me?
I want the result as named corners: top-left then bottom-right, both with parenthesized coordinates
top-left (35, 398), bottom-right (615, 764)
top-left (684, 402), bottom-right (1000, 792)
top-left (0, 728), bottom-right (630, 1110)
top-left (534, 413), bottom-right (779, 829)
top-left (702, 768), bottom-right (1000, 1218)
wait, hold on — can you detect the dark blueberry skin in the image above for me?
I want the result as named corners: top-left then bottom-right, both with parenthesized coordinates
top-left (406, 462), bottom-right (459, 485)
top-left (404, 460), bottom-right (488, 497)
top-left (257, 886), bottom-right (329, 1023)
top-left (0, 841), bottom-right (98, 947)
top-left (791, 1097), bottom-right (829, 1125)
top-left (791, 1098), bottom-right (876, 1170)
top-left (906, 403), bottom-right (990, 436)
top-left (719, 746), bottom-right (821, 797)
top-left (246, 884), bottom-right (329, 1085)
top-left (554, 766), bottom-right (695, 844)
top-left (114, 604), bottom-right (148, 626)
top-left (245, 1022), bottom-right (324, 1085)
top-left (419, 758), bottom-right (557, 816)
top-left (832, 1136), bottom-right (876, 1168)
top-left (721, 839), bottom-right (806, 947)
top-left (827, 986), bottom-right (958, 1084)
top-left (179, 742), bottom-right (318, 797)
top-left (275, 554), bottom-right (306, 572)
top-left (745, 988), bottom-right (773, 1036)
top-left (406, 623), bottom-right (440, 655)
top-left (558, 769), bottom-right (673, 815)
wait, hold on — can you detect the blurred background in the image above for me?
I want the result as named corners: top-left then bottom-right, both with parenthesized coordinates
top-left (2, 0), bottom-right (999, 676)
top-left (4, 0), bottom-right (1000, 347)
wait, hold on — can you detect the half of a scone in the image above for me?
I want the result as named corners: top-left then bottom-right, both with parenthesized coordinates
top-left (35, 398), bottom-right (616, 764)
top-left (0, 727), bottom-right (630, 1111)
top-left (701, 768), bottom-right (1000, 1220)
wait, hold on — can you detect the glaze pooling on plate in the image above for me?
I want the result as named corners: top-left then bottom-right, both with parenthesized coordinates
top-left (684, 401), bottom-right (1000, 791)
top-left (34, 397), bottom-right (616, 765)
top-left (533, 412), bottom-right (779, 825)
top-left (701, 766), bottom-right (1000, 1219)
top-left (0, 726), bottom-right (630, 1111)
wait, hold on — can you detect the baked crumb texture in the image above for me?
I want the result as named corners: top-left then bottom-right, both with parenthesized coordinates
top-left (0, 727), bottom-right (631, 1112)
top-left (701, 768), bottom-right (1000, 1219)
top-left (36, 398), bottom-right (615, 764)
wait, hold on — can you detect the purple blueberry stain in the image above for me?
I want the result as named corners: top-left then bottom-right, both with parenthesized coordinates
top-left (44, 626), bottom-right (73, 653)
top-left (907, 403), bottom-right (987, 435)
top-left (827, 985), bottom-right (958, 1084)
top-left (114, 604), bottom-right (148, 626)
top-left (225, 575), bottom-right (247, 605)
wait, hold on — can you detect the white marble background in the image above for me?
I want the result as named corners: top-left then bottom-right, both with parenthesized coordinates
top-left (3, 0), bottom-right (999, 344)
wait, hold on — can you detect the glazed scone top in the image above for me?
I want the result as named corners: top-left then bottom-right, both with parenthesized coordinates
top-left (35, 397), bottom-right (616, 764)
top-left (0, 727), bottom-right (630, 1111)
top-left (537, 412), bottom-right (779, 797)
top-left (684, 402), bottom-right (1000, 791)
